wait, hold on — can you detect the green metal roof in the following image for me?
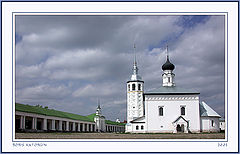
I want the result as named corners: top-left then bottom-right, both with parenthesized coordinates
top-left (16, 103), bottom-right (93, 122)
top-left (145, 86), bottom-right (200, 95)
top-left (86, 113), bottom-right (125, 126)
top-left (86, 113), bottom-right (97, 121)
top-left (86, 113), bottom-right (105, 121)
top-left (105, 120), bottom-right (125, 126)
top-left (16, 103), bottom-right (125, 126)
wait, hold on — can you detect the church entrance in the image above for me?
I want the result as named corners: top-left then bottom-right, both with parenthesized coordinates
top-left (176, 124), bottom-right (184, 133)
top-left (173, 116), bottom-right (188, 133)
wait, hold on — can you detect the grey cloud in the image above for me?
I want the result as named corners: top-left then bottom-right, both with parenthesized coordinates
top-left (16, 15), bottom-right (225, 121)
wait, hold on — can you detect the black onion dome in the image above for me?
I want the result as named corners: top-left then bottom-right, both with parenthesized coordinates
top-left (162, 56), bottom-right (175, 70)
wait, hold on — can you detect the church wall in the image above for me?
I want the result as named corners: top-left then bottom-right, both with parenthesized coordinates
top-left (145, 95), bottom-right (201, 133)
top-left (125, 124), bottom-right (133, 133)
top-left (130, 123), bottom-right (146, 133)
top-left (126, 116), bottom-right (146, 133)
top-left (200, 117), bottom-right (220, 132)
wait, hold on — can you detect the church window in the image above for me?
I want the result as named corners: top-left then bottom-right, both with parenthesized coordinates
top-left (141, 125), bottom-right (144, 130)
top-left (128, 84), bottom-right (130, 91)
top-left (168, 77), bottom-right (171, 82)
top-left (159, 107), bottom-right (163, 116)
top-left (136, 125), bottom-right (139, 130)
top-left (181, 106), bottom-right (185, 115)
top-left (132, 84), bottom-right (136, 91)
top-left (138, 84), bottom-right (141, 91)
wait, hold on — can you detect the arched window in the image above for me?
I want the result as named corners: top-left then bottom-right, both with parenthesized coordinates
top-left (132, 84), bottom-right (136, 91)
top-left (138, 84), bottom-right (141, 91)
top-left (159, 107), bottom-right (163, 116)
top-left (181, 106), bottom-right (185, 115)
top-left (136, 125), bottom-right (139, 130)
top-left (141, 125), bottom-right (144, 130)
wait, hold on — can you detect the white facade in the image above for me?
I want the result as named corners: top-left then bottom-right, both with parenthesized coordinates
top-left (126, 52), bottom-right (221, 133)
top-left (145, 95), bottom-right (200, 133)
top-left (200, 117), bottom-right (220, 132)
top-left (199, 101), bottom-right (221, 132)
top-left (126, 81), bottom-right (144, 123)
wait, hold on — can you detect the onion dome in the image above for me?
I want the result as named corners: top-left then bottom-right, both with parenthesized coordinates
top-left (162, 56), bottom-right (175, 71)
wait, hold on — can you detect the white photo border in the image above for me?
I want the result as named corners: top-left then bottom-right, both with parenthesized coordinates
top-left (1, 2), bottom-right (238, 152)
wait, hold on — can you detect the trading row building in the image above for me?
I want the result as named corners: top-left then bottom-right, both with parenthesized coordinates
top-left (15, 103), bottom-right (125, 133)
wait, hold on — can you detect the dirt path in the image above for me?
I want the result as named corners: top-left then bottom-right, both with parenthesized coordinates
top-left (15, 132), bottom-right (225, 139)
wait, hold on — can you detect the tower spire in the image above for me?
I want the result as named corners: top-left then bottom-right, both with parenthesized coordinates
top-left (133, 43), bottom-right (138, 75)
top-left (129, 44), bottom-right (142, 81)
top-left (97, 99), bottom-right (101, 109)
top-left (166, 44), bottom-right (169, 60)
top-left (134, 43), bottom-right (137, 65)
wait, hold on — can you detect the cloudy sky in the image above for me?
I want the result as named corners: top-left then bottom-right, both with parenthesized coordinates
top-left (15, 15), bottom-right (225, 121)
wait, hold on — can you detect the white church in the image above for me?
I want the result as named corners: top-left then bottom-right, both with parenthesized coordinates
top-left (125, 47), bottom-right (221, 133)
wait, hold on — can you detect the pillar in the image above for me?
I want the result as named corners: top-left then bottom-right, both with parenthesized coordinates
top-left (32, 117), bottom-right (37, 130)
top-left (59, 120), bottom-right (62, 131)
top-left (51, 119), bottom-right (56, 130)
top-left (72, 122), bottom-right (76, 131)
top-left (20, 116), bottom-right (25, 129)
top-left (77, 123), bottom-right (80, 132)
top-left (66, 121), bottom-right (69, 131)
top-left (86, 124), bottom-right (89, 132)
top-left (43, 118), bottom-right (47, 131)
top-left (82, 123), bottom-right (85, 132)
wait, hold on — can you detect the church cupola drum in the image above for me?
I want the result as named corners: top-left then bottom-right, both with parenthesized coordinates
top-left (162, 46), bottom-right (175, 87)
top-left (126, 45), bottom-right (144, 123)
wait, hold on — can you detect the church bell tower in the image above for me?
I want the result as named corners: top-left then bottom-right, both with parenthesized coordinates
top-left (126, 44), bottom-right (144, 123)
